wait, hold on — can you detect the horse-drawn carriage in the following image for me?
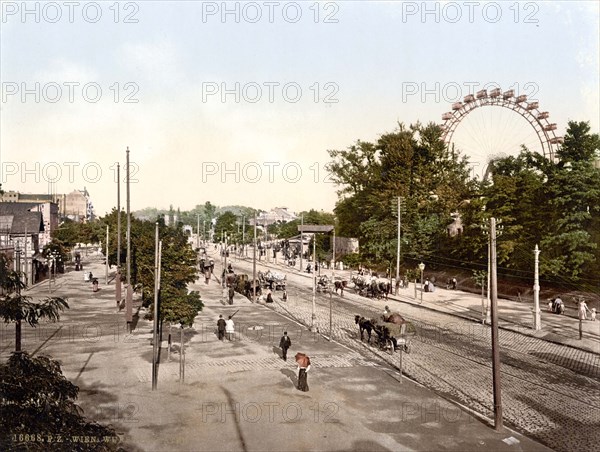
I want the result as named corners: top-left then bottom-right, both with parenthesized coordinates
top-left (352, 274), bottom-right (392, 299)
top-left (315, 275), bottom-right (348, 296)
top-left (317, 275), bottom-right (330, 293)
top-left (258, 270), bottom-right (286, 291)
top-left (229, 273), bottom-right (262, 299)
top-left (354, 312), bottom-right (415, 354)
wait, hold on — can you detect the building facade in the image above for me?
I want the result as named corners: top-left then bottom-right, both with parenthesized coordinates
top-left (1, 188), bottom-right (94, 222)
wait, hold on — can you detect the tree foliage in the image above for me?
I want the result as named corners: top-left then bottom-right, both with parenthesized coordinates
top-left (327, 122), bottom-right (476, 269)
top-left (0, 255), bottom-right (69, 352)
top-left (327, 120), bottom-right (600, 286)
top-left (98, 212), bottom-right (201, 327)
top-left (0, 352), bottom-right (120, 451)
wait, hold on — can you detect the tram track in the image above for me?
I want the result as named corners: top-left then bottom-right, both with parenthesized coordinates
top-left (227, 256), bottom-right (599, 452)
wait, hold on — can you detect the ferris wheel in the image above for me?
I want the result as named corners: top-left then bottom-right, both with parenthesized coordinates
top-left (440, 88), bottom-right (563, 179)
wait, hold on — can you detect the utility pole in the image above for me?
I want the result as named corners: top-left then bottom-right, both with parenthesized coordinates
top-left (117, 162), bottom-right (121, 273)
top-left (152, 222), bottom-right (159, 390)
top-left (486, 237), bottom-right (491, 323)
top-left (196, 214), bottom-right (200, 250)
top-left (24, 226), bottom-right (28, 286)
top-left (330, 227), bottom-right (335, 340)
top-left (311, 234), bottom-right (316, 331)
top-left (533, 245), bottom-right (541, 330)
top-left (242, 216), bottom-right (246, 256)
top-left (116, 162), bottom-right (122, 305)
top-left (223, 234), bottom-right (228, 289)
top-left (300, 214), bottom-right (304, 272)
top-left (490, 217), bottom-right (503, 431)
top-left (15, 245), bottom-right (22, 352)
top-left (105, 225), bottom-right (109, 285)
top-left (253, 212), bottom-right (257, 302)
top-left (126, 147), bottom-right (132, 330)
top-left (395, 197), bottom-right (402, 295)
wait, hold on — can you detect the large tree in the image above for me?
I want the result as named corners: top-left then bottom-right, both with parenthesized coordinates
top-left (475, 121), bottom-right (600, 283)
top-left (327, 122), bottom-right (476, 268)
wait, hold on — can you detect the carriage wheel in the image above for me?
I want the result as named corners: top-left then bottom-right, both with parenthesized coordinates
top-left (386, 339), bottom-right (395, 355)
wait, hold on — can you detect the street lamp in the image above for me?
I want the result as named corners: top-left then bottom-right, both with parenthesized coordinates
top-left (418, 262), bottom-right (425, 303)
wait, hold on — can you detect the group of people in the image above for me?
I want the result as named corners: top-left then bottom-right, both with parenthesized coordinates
top-left (216, 314), bottom-right (235, 341)
top-left (423, 278), bottom-right (435, 293)
top-left (215, 315), bottom-right (310, 391)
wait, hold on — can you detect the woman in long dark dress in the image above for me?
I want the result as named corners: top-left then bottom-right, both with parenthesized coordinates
top-left (297, 357), bottom-right (311, 392)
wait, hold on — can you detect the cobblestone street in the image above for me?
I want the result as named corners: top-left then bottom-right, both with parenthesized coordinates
top-left (230, 254), bottom-right (600, 452)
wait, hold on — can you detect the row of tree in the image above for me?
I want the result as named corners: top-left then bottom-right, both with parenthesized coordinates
top-left (325, 120), bottom-right (600, 290)
top-left (47, 211), bottom-right (204, 326)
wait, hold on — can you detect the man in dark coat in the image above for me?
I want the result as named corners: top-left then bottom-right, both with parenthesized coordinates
top-left (217, 315), bottom-right (226, 340)
top-left (279, 331), bottom-right (292, 361)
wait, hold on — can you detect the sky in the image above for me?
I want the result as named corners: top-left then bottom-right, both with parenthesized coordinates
top-left (1, 1), bottom-right (598, 217)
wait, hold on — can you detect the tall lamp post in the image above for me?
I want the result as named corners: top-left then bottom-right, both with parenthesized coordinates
top-left (418, 262), bottom-right (425, 303)
top-left (196, 214), bottom-right (200, 250)
top-left (395, 197), bottom-right (403, 295)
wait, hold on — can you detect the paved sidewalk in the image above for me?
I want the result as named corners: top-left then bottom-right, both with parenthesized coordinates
top-left (1, 251), bottom-right (551, 452)
top-left (238, 252), bottom-right (599, 356)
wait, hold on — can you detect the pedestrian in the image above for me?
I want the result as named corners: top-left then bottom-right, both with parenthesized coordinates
top-left (228, 286), bottom-right (235, 305)
top-left (279, 331), bottom-right (292, 361)
top-left (266, 289), bottom-right (274, 303)
top-left (282, 290), bottom-right (288, 302)
top-left (296, 355), bottom-right (311, 392)
top-left (225, 315), bottom-right (235, 341)
top-left (217, 315), bottom-right (226, 340)
top-left (578, 299), bottom-right (591, 320)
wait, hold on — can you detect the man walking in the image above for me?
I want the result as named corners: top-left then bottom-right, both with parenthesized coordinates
top-left (217, 315), bottom-right (226, 340)
top-left (279, 331), bottom-right (292, 361)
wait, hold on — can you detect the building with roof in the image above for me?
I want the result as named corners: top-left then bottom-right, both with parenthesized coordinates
top-left (251, 207), bottom-right (297, 226)
top-left (0, 204), bottom-right (45, 283)
top-left (1, 187), bottom-right (94, 222)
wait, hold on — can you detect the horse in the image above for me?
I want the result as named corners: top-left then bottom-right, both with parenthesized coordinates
top-left (382, 313), bottom-right (406, 324)
top-left (354, 315), bottom-right (375, 343)
top-left (376, 278), bottom-right (392, 299)
top-left (334, 280), bottom-right (347, 297)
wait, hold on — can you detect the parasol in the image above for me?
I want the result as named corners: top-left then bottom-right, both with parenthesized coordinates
top-left (295, 352), bottom-right (310, 368)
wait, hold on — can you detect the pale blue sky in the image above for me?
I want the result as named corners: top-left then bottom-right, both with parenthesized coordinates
top-left (1, 1), bottom-right (598, 216)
